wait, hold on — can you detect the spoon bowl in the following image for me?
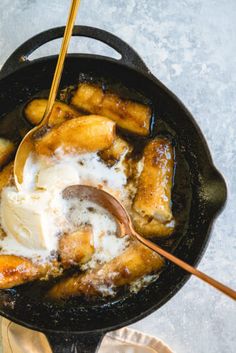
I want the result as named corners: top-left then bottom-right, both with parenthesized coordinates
top-left (63, 184), bottom-right (133, 237)
top-left (14, 129), bottom-right (36, 186)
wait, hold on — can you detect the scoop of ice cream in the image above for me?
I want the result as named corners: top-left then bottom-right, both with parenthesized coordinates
top-left (0, 151), bottom-right (127, 260)
top-left (0, 156), bottom-right (80, 251)
top-left (1, 188), bottom-right (59, 250)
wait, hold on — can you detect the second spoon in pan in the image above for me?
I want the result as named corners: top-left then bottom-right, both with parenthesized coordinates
top-left (13, 0), bottom-right (81, 187)
top-left (63, 184), bottom-right (236, 301)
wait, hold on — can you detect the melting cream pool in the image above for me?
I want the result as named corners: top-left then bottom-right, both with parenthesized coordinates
top-left (0, 150), bottom-right (129, 265)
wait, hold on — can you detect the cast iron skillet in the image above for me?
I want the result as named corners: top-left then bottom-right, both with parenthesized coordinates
top-left (0, 26), bottom-right (227, 352)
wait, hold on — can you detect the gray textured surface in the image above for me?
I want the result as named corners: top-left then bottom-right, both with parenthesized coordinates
top-left (0, 1), bottom-right (235, 352)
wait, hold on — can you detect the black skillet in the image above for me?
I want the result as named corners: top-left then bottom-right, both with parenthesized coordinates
top-left (0, 26), bottom-right (227, 353)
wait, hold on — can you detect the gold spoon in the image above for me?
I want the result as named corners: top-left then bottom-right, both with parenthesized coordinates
top-left (14, 0), bottom-right (81, 187)
top-left (63, 184), bottom-right (236, 301)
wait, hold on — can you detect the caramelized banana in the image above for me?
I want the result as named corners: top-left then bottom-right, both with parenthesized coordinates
top-left (0, 138), bottom-right (15, 168)
top-left (130, 209), bottom-right (175, 238)
top-left (59, 226), bottom-right (94, 268)
top-left (48, 241), bottom-right (164, 299)
top-left (133, 138), bottom-right (174, 223)
top-left (0, 162), bottom-right (13, 191)
top-left (99, 137), bottom-right (131, 165)
top-left (34, 115), bottom-right (116, 156)
top-left (24, 99), bottom-right (81, 126)
top-left (0, 255), bottom-right (60, 289)
top-left (71, 83), bottom-right (151, 136)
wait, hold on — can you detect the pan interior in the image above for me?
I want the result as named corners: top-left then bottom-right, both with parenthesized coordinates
top-left (0, 56), bottom-right (224, 333)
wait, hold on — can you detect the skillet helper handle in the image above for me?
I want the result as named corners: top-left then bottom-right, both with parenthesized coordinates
top-left (46, 332), bottom-right (105, 353)
top-left (0, 25), bottom-right (149, 78)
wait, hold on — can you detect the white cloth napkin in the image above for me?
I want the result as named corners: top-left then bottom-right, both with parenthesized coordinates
top-left (1, 318), bottom-right (174, 353)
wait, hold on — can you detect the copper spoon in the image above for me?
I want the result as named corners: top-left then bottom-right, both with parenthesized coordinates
top-left (63, 184), bottom-right (236, 301)
top-left (14, 0), bottom-right (81, 187)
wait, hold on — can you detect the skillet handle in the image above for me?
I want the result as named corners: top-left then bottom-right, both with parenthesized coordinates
top-left (0, 25), bottom-right (149, 78)
top-left (46, 332), bottom-right (105, 353)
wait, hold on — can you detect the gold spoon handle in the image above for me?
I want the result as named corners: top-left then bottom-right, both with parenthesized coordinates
top-left (133, 230), bottom-right (236, 300)
top-left (43, 0), bottom-right (81, 123)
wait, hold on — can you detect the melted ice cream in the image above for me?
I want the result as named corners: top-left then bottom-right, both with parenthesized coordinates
top-left (0, 150), bottom-right (128, 263)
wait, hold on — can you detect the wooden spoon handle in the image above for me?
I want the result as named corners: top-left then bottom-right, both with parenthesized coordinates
top-left (133, 231), bottom-right (236, 300)
top-left (43, 0), bottom-right (81, 123)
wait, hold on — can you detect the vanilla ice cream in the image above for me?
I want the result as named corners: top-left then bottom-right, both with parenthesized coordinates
top-left (0, 150), bottom-right (128, 263)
